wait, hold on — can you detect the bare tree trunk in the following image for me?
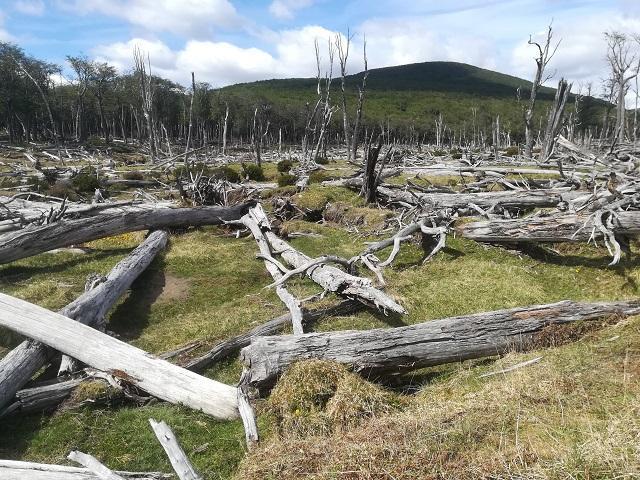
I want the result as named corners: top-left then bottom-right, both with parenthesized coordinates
top-left (184, 72), bottom-right (196, 173)
top-left (222, 102), bottom-right (229, 155)
top-left (351, 38), bottom-right (368, 161)
top-left (540, 79), bottom-right (572, 161)
top-left (241, 299), bottom-right (640, 390)
top-left (0, 231), bottom-right (168, 410)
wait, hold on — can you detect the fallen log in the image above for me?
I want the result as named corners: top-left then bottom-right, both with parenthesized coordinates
top-left (0, 460), bottom-right (171, 480)
top-left (67, 451), bottom-right (125, 480)
top-left (460, 211), bottom-right (640, 243)
top-left (240, 299), bottom-right (640, 390)
top-left (264, 230), bottom-right (406, 314)
top-left (377, 186), bottom-right (569, 210)
top-left (0, 201), bottom-right (253, 264)
top-left (0, 293), bottom-right (239, 420)
top-left (184, 300), bottom-right (360, 372)
top-left (0, 230), bottom-right (168, 410)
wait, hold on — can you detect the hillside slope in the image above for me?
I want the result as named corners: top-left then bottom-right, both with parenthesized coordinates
top-left (221, 61), bottom-right (600, 139)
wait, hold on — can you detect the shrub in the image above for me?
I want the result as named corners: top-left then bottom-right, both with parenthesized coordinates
top-left (72, 171), bottom-right (100, 193)
top-left (505, 146), bottom-right (519, 157)
top-left (47, 180), bottom-right (78, 200)
top-left (27, 175), bottom-right (49, 192)
top-left (278, 173), bottom-right (297, 187)
top-left (315, 156), bottom-right (330, 165)
top-left (432, 149), bottom-right (446, 156)
top-left (242, 163), bottom-right (265, 181)
top-left (211, 166), bottom-right (241, 183)
top-left (277, 159), bottom-right (294, 173)
top-left (452, 152), bottom-right (463, 159)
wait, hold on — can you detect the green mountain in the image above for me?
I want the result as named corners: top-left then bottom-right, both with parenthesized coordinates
top-left (221, 61), bottom-right (601, 141)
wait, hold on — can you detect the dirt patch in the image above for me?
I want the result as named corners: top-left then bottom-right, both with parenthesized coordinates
top-left (156, 273), bottom-right (191, 303)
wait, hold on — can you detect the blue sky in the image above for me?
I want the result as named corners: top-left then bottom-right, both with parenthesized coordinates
top-left (0, 0), bottom-right (639, 94)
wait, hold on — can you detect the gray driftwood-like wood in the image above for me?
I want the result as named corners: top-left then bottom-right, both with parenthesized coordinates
top-left (0, 201), bottom-right (253, 264)
top-left (240, 300), bottom-right (640, 389)
top-left (377, 186), bottom-right (568, 210)
top-left (148, 419), bottom-right (202, 480)
top-left (0, 230), bottom-right (169, 410)
top-left (241, 204), bottom-right (304, 334)
top-left (0, 377), bottom-right (85, 417)
top-left (461, 211), bottom-right (640, 243)
top-left (0, 293), bottom-right (239, 420)
top-left (67, 451), bottom-right (125, 480)
top-left (184, 300), bottom-right (359, 372)
top-left (0, 460), bottom-right (171, 480)
top-left (264, 230), bottom-right (406, 315)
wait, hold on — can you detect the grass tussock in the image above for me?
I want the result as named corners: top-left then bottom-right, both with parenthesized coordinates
top-left (267, 360), bottom-right (403, 437)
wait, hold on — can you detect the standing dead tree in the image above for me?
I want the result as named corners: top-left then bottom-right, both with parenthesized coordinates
top-left (605, 31), bottom-right (639, 143)
top-left (336, 30), bottom-right (354, 161)
top-left (540, 78), bottom-right (572, 161)
top-left (360, 134), bottom-right (393, 204)
top-left (351, 37), bottom-right (368, 161)
top-left (133, 47), bottom-right (157, 161)
top-left (523, 23), bottom-right (560, 159)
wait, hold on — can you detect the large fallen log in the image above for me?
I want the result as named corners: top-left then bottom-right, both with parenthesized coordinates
top-left (264, 230), bottom-right (406, 314)
top-left (0, 460), bottom-right (171, 480)
top-left (0, 201), bottom-right (253, 264)
top-left (184, 300), bottom-right (360, 372)
top-left (377, 186), bottom-right (570, 210)
top-left (240, 299), bottom-right (640, 390)
top-left (460, 211), bottom-right (640, 243)
top-left (0, 293), bottom-right (239, 420)
top-left (0, 230), bottom-right (169, 410)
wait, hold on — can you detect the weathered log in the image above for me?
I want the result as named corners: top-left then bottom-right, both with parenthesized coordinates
top-left (148, 419), bottom-right (202, 480)
top-left (0, 460), bottom-right (171, 480)
top-left (0, 230), bottom-right (168, 410)
top-left (0, 377), bottom-right (85, 417)
top-left (264, 231), bottom-right (406, 314)
top-left (184, 300), bottom-right (360, 372)
top-left (460, 211), bottom-right (640, 243)
top-left (377, 186), bottom-right (569, 210)
top-left (0, 293), bottom-right (239, 420)
top-left (240, 300), bottom-right (640, 390)
top-left (240, 205), bottom-right (304, 334)
top-left (0, 201), bottom-right (253, 264)
top-left (67, 451), bottom-right (125, 480)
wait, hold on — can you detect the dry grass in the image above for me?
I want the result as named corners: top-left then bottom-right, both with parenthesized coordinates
top-left (238, 316), bottom-right (640, 479)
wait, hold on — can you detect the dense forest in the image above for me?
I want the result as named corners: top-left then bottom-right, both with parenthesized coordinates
top-left (0, 41), bottom-right (608, 153)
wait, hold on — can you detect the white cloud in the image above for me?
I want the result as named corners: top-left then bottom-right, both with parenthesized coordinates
top-left (63, 0), bottom-right (240, 37)
top-left (14, 0), bottom-right (45, 16)
top-left (93, 26), bottom-right (343, 86)
top-left (269, 0), bottom-right (315, 20)
top-left (0, 12), bottom-right (13, 41)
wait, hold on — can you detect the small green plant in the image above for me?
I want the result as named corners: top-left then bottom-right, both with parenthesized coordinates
top-left (277, 159), bottom-right (294, 173)
top-left (278, 173), bottom-right (297, 187)
top-left (432, 149), bottom-right (446, 156)
top-left (505, 146), bottom-right (519, 157)
top-left (242, 163), bottom-right (265, 181)
top-left (451, 152), bottom-right (462, 159)
top-left (315, 156), bottom-right (330, 165)
top-left (211, 166), bottom-right (241, 183)
top-left (72, 170), bottom-right (100, 193)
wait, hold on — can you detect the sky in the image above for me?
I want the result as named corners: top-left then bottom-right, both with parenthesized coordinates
top-left (0, 0), bottom-right (639, 99)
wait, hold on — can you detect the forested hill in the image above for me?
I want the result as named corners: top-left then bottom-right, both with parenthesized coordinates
top-left (222, 61), bottom-right (602, 140)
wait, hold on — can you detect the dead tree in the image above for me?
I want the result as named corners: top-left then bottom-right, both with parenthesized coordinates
top-left (605, 31), bottom-right (639, 143)
top-left (360, 135), bottom-right (393, 204)
top-left (184, 72), bottom-right (196, 173)
top-left (351, 37), bottom-right (368, 161)
top-left (0, 230), bottom-right (169, 410)
top-left (240, 299), bottom-right (640, 390)
top-left (523, 24), bottom-right (560, 158)
top-left (0, 292), bottom-right (239, 420)
top-left (0, 460), bottom-right (171, 479)
top-left (540, 78), bottom-right (572, 161)
top-left (336, 30), bottom-right (353, 161)
top-left (0, 202), bottom-right (253, 264)
top-left (133, 47), bottom-right (157, 161)
top-left (222, 102), bottom-right (229, 155)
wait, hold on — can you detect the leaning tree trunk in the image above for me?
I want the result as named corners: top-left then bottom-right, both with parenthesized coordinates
top-left (0, 202), bottom-right (253, 264)
top-left (0, 230), bottom-right (168, 409)
top-left (240, 299), bottom-right (640, 390)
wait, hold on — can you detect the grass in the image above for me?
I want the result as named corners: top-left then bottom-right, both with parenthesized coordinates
top-left (1, 180), bottom-right (640, 479)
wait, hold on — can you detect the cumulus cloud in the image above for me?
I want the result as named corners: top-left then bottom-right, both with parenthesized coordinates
top-left (269, 0), bottom-right (315, 20)
top-left (14, 0), bottom-right (45, 16)
top-left (93, 25), bottom-right (342, 86)
top-left (0, 12), bottom-right (13, 41)
top-left (62, 0), bottom-right (240, 37)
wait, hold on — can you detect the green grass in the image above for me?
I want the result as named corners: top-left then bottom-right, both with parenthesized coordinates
top-left (1, 185), bottom-right (639, 479)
